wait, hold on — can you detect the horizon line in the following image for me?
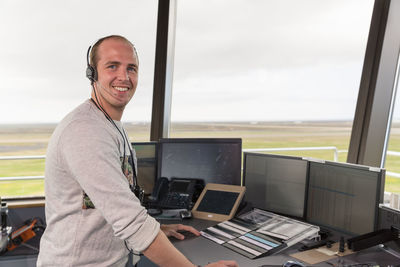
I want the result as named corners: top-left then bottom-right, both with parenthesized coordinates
top-left (0, 119), bottom-right (360, 126)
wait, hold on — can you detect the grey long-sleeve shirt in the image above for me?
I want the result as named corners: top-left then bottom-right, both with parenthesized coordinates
top-left (37, 99), bottom-right (159, 267)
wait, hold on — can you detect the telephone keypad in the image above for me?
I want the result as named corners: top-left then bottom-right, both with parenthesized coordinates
top-left (159, 192), bottom-right (190, 209)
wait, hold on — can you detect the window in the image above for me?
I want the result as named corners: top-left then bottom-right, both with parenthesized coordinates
top-left (171, 0), bottom-right (374, 163)
top-left (0, 0), bottom-right (158, 197)
top-left (384, 57), bottom-right (400, 198)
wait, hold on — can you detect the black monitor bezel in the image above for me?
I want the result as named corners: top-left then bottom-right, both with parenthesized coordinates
top-left (157, 138), bottom-right (242, 186)
top-left (306, 159), bottom-right (385, 235)
top-left (242, 152), bottom-right (310, 220)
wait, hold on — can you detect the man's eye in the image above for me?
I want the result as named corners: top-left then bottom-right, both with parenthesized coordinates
top-left (107, 65), bottom-right (116, 69)
top-left (128, 67), bottom-right (137, 73)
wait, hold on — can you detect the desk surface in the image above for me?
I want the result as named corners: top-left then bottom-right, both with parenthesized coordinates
top-left (2, 218), bottom-right (399, 267)
top-left (145, 218), bottom-right (400, 267)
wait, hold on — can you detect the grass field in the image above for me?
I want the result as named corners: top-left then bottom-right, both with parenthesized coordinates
top-left (1, 121), bottom-right (400, 197)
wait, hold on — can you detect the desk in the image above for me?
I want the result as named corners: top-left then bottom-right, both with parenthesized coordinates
top-left (0, 255), bottom-right (37, 267)
top-left (1, 218), bottom-right (399, 267)
top-left (138, 218), bottom-right (400, 267)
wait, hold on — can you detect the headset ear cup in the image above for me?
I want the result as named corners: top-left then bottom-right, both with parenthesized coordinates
top-left (86, 45), bottom-right (98, 82)
top-left (92, 66), bottom-right (98, 81)
top-left (86, 65), bottom-right (97, 82)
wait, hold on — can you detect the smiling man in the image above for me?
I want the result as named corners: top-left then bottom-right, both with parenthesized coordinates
top-left (37, 35), bottom-right (238, 267)
top-left (90, 36), bottom-right (138, 120)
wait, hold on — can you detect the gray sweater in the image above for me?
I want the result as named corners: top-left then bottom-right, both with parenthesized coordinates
top-left (37, 99), bottom-right (160, 267)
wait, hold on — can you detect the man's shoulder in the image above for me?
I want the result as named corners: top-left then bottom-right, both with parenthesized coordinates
top-left (59, 100), bottom-right (103, 126)
top-left (65, 99), bottom-right (95, 119)
top-left (53, 100), bottom-right (109, 139)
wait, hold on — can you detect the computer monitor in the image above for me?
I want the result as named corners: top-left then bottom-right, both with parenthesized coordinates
top-left (306, 160), bottom-right (385, 235)
top-left (157, 138), bottom-right (242, 186)
top-left (242, 152), bottom-right (309, 219)
top-left (132, 142), bottom-right (158, 195)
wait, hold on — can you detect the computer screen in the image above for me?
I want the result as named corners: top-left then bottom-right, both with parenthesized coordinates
top-left (132, 142), bottom-right (157, 194)
top-left (243, 152), bottom-right (309, 219)
top-left (306, 160), bottom-right (385, 235)
top-left (157, 138), bottom-right (242, 186)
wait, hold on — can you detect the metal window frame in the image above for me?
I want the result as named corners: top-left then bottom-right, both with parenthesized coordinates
top-left (348, 0), bottom-right (400, 168)
top-left (150, 0), bottom-right (177, 141)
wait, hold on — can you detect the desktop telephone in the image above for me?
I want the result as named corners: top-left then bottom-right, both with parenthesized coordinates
top-left (148, 177), bottom-right (204, 209)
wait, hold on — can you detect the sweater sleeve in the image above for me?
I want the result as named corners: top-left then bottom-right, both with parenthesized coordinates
top-left (59, 119), bottom-right (160, 252)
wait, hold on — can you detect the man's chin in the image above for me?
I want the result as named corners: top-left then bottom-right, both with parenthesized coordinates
top-left (111, 100), bottom-right (131, 109)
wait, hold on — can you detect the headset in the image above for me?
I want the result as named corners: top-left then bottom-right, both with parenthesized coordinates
top-left (86, 45), bottom-right (98, 83)
top-left (85, 41), bottom-right (144, 203)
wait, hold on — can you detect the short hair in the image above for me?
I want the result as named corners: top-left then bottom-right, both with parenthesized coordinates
top-left (89, 35), bottom-right (139, 69)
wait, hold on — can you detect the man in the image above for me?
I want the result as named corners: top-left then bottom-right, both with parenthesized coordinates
top-left (37, 35), bottom-right (238, 267)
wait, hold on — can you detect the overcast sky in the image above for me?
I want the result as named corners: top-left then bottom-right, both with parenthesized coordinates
top-left (1, 0), bottom-right (391, 124)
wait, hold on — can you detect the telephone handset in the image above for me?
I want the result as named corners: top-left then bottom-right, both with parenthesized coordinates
top-left (149, 177), bottom-right (204, 209)
top-left (149, 177), bottom-right (169, 203)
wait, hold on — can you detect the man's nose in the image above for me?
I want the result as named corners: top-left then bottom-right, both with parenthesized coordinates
top-left (117, 68), bottom-right (129, 80)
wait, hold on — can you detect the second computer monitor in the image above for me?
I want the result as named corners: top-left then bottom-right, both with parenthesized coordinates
top-left (243, 152), bottom-right (309, 219)
top-left (306, 160), bottom-right (385, 235)
top-left (157, 138), bottom-right (242, 186)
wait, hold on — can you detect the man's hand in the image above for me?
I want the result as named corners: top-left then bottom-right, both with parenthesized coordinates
top-left (160, 224), bottom-right (200, 240)
top-left (205, 260), bottom-right (239, 267)
top-left (144, 229), bottom-right (237, 267)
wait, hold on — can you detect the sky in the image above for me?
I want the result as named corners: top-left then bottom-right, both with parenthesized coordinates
top-left (0, 0), bottom-right (387, 124)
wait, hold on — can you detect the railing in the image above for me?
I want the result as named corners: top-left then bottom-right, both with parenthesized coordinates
top-left (244, 148), bottom-right (400, 179)
top-left (0, 155), bottom-right (45, 182)
top-left (243, 146), bottom-right (341, 161)
top-left (2, 147), bottom-right (400, 181)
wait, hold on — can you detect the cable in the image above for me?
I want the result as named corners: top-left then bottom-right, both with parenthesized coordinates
top-left (90, 88), bottom-right (127, 170)
top-left (90, 91), bottom-right (140, 197)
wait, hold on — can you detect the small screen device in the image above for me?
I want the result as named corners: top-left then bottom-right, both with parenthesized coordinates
top-left (192, 183), bottom-right (245, 222)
